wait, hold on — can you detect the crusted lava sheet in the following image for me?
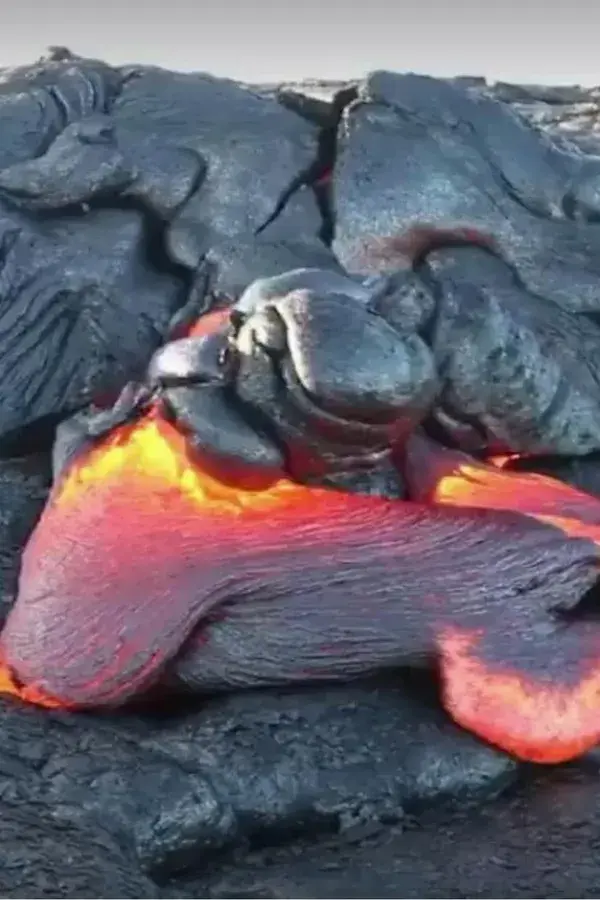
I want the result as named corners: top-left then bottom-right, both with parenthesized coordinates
top-left (0, 54), bottom-right (332, 449)
top-left (1, 412), bottom-right (599, 764)
top-left (0, 677), bottom-right (518, 895)
top-left (332, 71), bottom-right (600, 315)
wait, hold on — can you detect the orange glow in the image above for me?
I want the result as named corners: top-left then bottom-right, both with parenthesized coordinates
top-left (488, 454), bottom-right (522, 468)
top-left (0, 305), bottom-right (230, 707)
top-left (0, 409), bottom-right (349, 709)
top-left (4, 410), bottom-right (600, 767)
top-left (0, 658), bottom-right (65, 709)
top-left (185, 308), bottom-right (231, 339)
top-left (167, 307), bottom-right (232, 341)
top-left (1, 300), bottom-right (335, 710)
top-left (439, 625), bottom-right (600, 764)
top-left (54, 411), bottom-right (308, 518)
top-left (415, 447), bottom-right (600, 547)
top-left (5, 321), bottom-right (600, 772)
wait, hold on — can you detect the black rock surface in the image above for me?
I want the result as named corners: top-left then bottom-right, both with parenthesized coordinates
top-left (331, 71), bottom-right (600, 315)
top-left (0, 53), bottom-right (332, 449)
top-left (2, 49), bottom-right (600, 898)
top-left (421, 243), bottom-right (600, 455)
top-left (0, 676), bottom-right (516, 896)
top-left (0, 453), bottom-right (50, 620)
top-left (180, 763), bottom-right (600, 899)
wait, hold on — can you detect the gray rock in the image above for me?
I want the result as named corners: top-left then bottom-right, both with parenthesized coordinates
top-left (424, 244), bottom-right (600, 454)
top-left (0, 204), bottom-right (182, 442)
top-left (0, 676), bottom-right (517, 888)
top-left (113, 67), bottom-right (334, 296)
top-left (332, 71), bottom-right (600, 314)
top-left (0, 454), bottom-right (50, 620)
top-left (0, 58), bottom-right (337, 445)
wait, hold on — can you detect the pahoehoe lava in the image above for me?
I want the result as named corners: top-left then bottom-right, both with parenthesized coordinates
top-left (3, 48), bottom-right (600, 898)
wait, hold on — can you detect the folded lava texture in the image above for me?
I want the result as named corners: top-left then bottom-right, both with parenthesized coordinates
top-left (3, 48), bottom-right (600, 897)
top-left (6, 409), bottom-right (600, 765)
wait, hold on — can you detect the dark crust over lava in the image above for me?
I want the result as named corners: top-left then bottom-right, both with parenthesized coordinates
top-left (2, 47), bottom-right (600, 898)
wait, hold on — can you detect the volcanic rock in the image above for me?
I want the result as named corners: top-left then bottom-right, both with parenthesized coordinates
top-left (2, 49), bottom-right (600, 899)
top-left (0, 55), bottom-right (331, 447)
top-left (421, 243), bottom-right (600, 455)
top-left (332, 71), bottom-right (600, 315)
top-left (0, 453), bottom-right (50, 620)
top-left (111, 66), bottom-right (336, 294)
top-left (184, 764), bottom-right (600, 899)
top-left (0, 675), bottom-right (516, 895)
top-left (159, 249), bottom-right (600, 469)
top-left (0, 204), bottom-right (183, 445)
top-left (0, 54), bottom-right (120, 170)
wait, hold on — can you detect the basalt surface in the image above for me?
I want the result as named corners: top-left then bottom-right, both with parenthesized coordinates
top-left (2, 48), bottom-right (600, 897)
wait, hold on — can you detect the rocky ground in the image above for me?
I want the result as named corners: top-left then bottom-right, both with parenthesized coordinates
top-left (2, 48), bottom-right (600, 897)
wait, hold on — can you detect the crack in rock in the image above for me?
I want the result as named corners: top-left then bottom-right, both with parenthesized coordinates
top-left (2, 50), bottom-right (600, 899)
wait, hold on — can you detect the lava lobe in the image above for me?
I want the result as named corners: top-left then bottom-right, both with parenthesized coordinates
top-left (1, 404), bottom-right (600, 764)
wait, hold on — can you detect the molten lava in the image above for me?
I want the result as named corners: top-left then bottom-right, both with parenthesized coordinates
top-left (3, 329), bottom-right (600, 766)
top-left (185, 308), bottom-right (231, 338)
top-left (0, 411), bottom-right (324, 707)
top-left (439, 623), bottom-right (600, 764)
top-left (404, 434), bottom-right (600, 547)
top-left (403, 434), bottom-right (600, 762)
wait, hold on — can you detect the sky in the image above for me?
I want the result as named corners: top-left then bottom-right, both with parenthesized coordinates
top-left (1, 0), bottom-right (599, 87)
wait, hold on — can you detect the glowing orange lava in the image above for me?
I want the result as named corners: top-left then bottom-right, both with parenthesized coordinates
top-left (0, 410), bottom-right (363, 709)
top-left (53, 410), bottom-right (309, 518)
top-left (406, 437), bottom-right (600, 547)
top-left (0, 659), bottom-right (64, 709)
top-left (439, 625), bottom-right (600, 764)
top-left (488, 453), bottom-right (522, 469)
top-left (185, 308), bottom-right (231, 339)
top-left (4, 326), bottom-right (600, 769)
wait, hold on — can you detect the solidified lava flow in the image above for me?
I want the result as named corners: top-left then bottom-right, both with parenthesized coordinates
top-left (2, 410), bottom-right (600, 765)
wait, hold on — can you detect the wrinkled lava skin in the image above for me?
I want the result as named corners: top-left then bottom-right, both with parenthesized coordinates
top-left (2, 411), bottom-right (600, 765)
top-left (402, 433), bottom-right (600, 762)
top-left (0, 53), bottom-right (334, 448)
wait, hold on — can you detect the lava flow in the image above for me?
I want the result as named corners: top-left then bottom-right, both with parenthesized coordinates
top-left (402, 433), bottom-right (600, 763)
top-left (3, 298), bottom-right (600, 766)
top-left (402, 433), bottom-right (600, 546)
top-left (0, 411), bottom-right (318, 707)
top-left (0, 406), bottom-right (600, 766)
top-left (185, 308), bottom-right (232, 338)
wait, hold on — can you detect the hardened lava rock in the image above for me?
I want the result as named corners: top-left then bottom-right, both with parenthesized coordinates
top-left (0, 53), bottom-right (121, 169)
top-left (0, 676), bottom-right (517, 895)
top-left (0, 453), bottom-right (51, 622)
top-left (2, 52), bottom-right (600, 900)
top-left (0, 55), bottom-right (331, 448)
top-left (158, 253), bottom-right (600, 472)
top-left (111, 66), bottom-right (336, 291)
top-left (161, 266), bottom-right (436, 495)
top-left (332, 71), bottom-right (600, 315)
top-left (0, 205), bottom-right (184, 446)
top-left (420, 243), bottom-right (600, 456)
